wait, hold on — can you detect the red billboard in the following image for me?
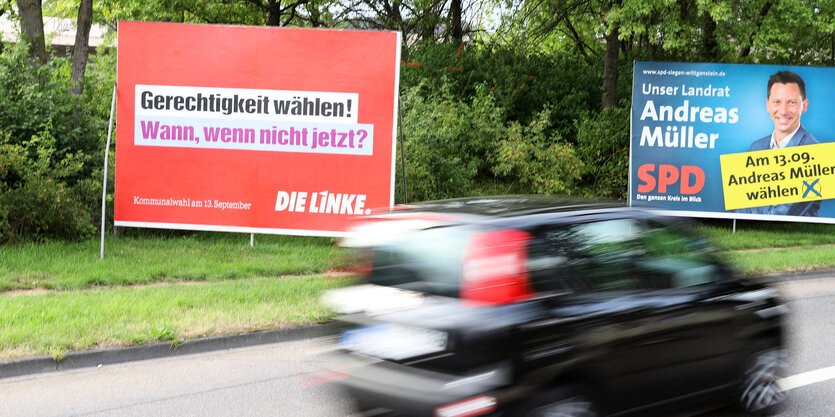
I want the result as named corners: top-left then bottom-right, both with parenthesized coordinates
top-left (115, 21), bottom-right (401, 236)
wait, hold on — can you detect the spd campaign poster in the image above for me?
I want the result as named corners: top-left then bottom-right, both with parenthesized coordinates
top-left (115, 22), bottom-right (401, 236)
top-left (630, 61), bottom-right (835, 223)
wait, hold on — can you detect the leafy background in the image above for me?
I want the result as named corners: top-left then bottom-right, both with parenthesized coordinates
top-left (2, 0), bottom-right (835, 242)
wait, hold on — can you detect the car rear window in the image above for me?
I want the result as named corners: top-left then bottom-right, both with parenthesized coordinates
top-left (367, 226), bottom-right (474, 297)
top-left (527, 219), bottom-right (722, 294)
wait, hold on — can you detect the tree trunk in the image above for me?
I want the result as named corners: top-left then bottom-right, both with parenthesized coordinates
top-left (0, 7), bottom-right (6, 54)
top-left (449, 0), bottom-right (462, 42)
top-left (70, 0), bottom-right (93, 96)
top-left (15, 0), bottom-right (47, 65)
top-left (702, 15), bottom-right (718, 60)
top-left (602, 22), bottom-right (620, 109)
top-left (267, 0), bottom-right (281, 26)
top-left (741, 0), bottom-right (773, 58)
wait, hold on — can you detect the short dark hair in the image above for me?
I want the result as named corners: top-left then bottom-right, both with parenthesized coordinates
top-left (768, 70), bottom-right (806, 99)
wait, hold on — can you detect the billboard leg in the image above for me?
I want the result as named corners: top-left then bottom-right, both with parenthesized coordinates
top-left (733, 219), bottom-right (737, 234)
top-left (100, 83), bottom-right (117, 260)
top-left (398, 99), bottom-right (408, 204)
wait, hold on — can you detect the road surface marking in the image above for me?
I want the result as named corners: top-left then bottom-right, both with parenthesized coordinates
top-left (779, 365), bottom-right (835, 391)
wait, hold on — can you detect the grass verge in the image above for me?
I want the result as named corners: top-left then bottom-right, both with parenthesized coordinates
top-left (0, 275), bottom-right (355, 360)
top-left (2, 222), bottom-right (835, 360)
top-left (698, 220), bottom-right (835, 275)
top-left (696, 219), bottom-right (835, 250)
top-left (0, 233), bottom-right (343, 292)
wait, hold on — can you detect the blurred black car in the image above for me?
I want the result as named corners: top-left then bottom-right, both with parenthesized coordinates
top-left (322, 196), bottom-right (787, 417)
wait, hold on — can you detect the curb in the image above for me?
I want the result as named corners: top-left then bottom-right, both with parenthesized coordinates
top-left (3, 269), bottom-right (834, 381)
top-left (759, 268), bottom-right (835, 283)
top-left (0, 321), bottom-right (343, 381)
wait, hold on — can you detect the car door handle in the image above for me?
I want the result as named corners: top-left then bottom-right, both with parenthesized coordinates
top-left (640, 337), bottom-right (672, 346)
top-left (661, 313), bottom-right (694, 324)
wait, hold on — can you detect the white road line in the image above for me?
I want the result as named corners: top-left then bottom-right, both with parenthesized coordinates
top-left (779, 365), bottom-right (835, 391)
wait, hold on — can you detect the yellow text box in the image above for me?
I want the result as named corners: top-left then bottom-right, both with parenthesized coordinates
top-left (720, 143), bottom-right (835, 211)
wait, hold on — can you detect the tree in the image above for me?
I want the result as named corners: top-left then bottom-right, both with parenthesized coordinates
top-left (601, 20), bottom-right (618, 109)
top-left (70, 0), bottom-right (93, 96)
top-left (0, 2), bottom-right (7, 53)
top-left (336, 0), bottom-right (477, 43)
top-left (15, 0), bottom-right (47, 64)
top-left (448, 0), bottom-right (462, 41)
top-left (492, 0), bottom-right (835, 109)
top-left (242, 0), bottom-right (313, 26)
top-left (88, 0), bottom-right (336, 28)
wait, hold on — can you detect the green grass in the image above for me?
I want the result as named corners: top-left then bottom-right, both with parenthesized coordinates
top-left (0, 233), bottom-right (342, 292)
top-left (695, 220), bottom-right (835, 251)
top-left (0, 275), bottom-right (354, 360)
top-left (723, 246), bottom-right (835, 275)
top-left (1, 222), bottom-right (835, 360)
top-left (693, 220), bottom-right (835, 274)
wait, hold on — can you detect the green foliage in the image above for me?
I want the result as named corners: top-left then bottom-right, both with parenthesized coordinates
top-left (94, 0), bottom-right (263, 26)
top-left (494, 108), bottom-right (583, 195)
top-left (575, 105), bottom-right (630, 199)
top-left (402, 41), bottom-right (599, 137)
top-left (396, 40), bottom-right (606, 202)
top-left (149, 324), bottom-right (181, 348)
top-left (397, 84), bottom-right (506, 202)
top-left (81, 51), bottom-right (118, 123)
top-left (0, 139), bottom-right (94, 243)
top-left (394, 0), bottom-right (835, 204)
top-left (0, 43), bottom-right (99, 166)
top-left (0, 43), bottom-right (100, 243)
top-left (750, 0), bottom-right (825, 64)
top-left (78, 51), bottom-right (118, 229)
top-left (9, 0), bottom-right (835, 243)
top-left (86, 0), bottom-right (338, 28)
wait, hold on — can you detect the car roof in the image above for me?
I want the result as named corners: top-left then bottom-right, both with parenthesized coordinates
top-left (364, 195), bottom-right (650, 231)
top-left (343, 196), bottom-right (679, 247)
top-left (390, 195), bottom-right (625, 218)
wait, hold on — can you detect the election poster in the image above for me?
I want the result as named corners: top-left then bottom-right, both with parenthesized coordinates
top-left (630, 61), bottom-right (835, 223)
top-left (115, 22), bottom-right (401, 236)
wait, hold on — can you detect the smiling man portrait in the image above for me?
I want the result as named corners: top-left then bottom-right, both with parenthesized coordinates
top-left (741, 70), bottom-right (820, 216)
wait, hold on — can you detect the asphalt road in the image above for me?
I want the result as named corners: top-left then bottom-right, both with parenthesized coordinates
top-left (3, 278), bottom-right (835, 417)
top-left (0, 337), bottom-right (351, 417)
top-left (701, 278), bottom-right (835, 417)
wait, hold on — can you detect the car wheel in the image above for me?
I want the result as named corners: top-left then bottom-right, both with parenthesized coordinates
top-left (740, 348), bottom-right (787, 414)
top-left (522, 387), bottom-right (600, 417)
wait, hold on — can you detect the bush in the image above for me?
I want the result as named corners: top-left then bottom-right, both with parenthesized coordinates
top-left (397, 84), bottom-right (506, 202)
top-left (401, 41), bottom-right (600, 138)
top-left (0, 43), bottom-right (100, 174)
top-left (575, 105), bottom-right (630, 199)
top-left (493, 108), bottom-right (584, 195)
top-left (0, 137), bottom-right (94, 243)
top-left (398, 40), bottom-right (615, 202)
top-left (0, 42), bottom-right (104, 243)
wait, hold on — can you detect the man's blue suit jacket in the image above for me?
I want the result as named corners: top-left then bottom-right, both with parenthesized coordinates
top-left (748, 125), bottom-right (818, 151)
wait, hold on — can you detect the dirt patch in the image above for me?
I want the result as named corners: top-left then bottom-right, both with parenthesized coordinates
top-left (0, 273), bottom-right (356, 296)
top-left (323, 270), bottom-right (358, 278)
top-left (1, 281), bottom-right (207, 297)
top-left (127, 280), bottom-right (204, 289)
top-left (728, 243), bottom-right (835, 253)
top-left (2, 288), bottom-right (52, 297)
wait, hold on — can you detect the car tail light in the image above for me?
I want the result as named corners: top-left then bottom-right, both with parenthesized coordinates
top-left (434, 395), bottom-right (497, 417)
top-left (461, 229), bottom-right (535, 305)
top-left (354, 248), bottom-right (374, 277)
